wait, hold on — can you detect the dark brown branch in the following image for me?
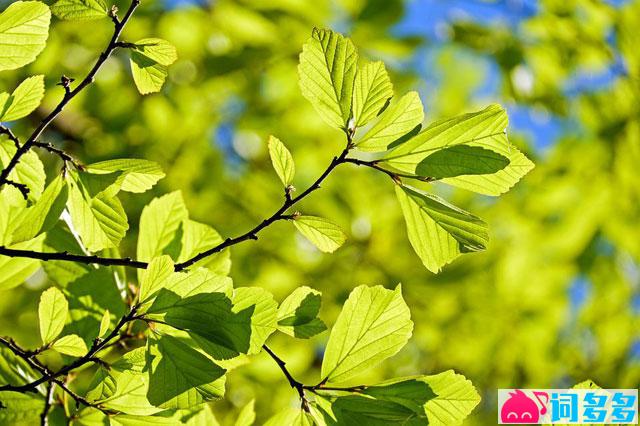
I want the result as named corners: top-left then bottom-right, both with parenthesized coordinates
top-left (4, 179), bottom-right (29, 199)
top-left (0, 247), bottom-right (148, 268)
top-left (0, 125), bottom-right (21, 149)
top-left (0, 0), bottom-right (141, 189)
top-left (0, 307), bottom-right (139, 394)
top-left (40, 382), bottom-right (54, 426)
top-left (262, 345), bottom-right (310, 412)
top-left (33, 141), bottom-right (83, 171)
top-left (343, 157), bottom-right (435, 183)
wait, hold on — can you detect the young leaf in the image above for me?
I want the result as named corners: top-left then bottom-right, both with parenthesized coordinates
top-left (352, 61), bottom-right (393, 127)
top-left (86, 365), bottom-right (117, 401)
top-left (129, 38), bottom-right (178, 95)
top-left (355, 91), bottom-right (424, 152)
top-left (11, 175), bottom-right (67, 243)
top-left (51, 0), bottom-right (107, 21)
top-left (146, 335), bottom-right (226, 409)
top-left (231, 287), bottom-right (278, 354)
top-left (382, 104), bottom-right (534, 195)
top-left (0, 75), bottom-right (45, 122)
top-left (293, 215), bottom-right (346, 253)
top-left (98, 309), bottom-right (110, 338)
top-left (52, 334), bottom-right (87, 357)
top-left (235, 399), bottom-right (256, 426)
top-left (137, 191), bottom-right (188, 261)
top-left (268, 135), bottom-right (295, 187)
top-left (362, 370), bottom-right (481, 426)
top-left (85, 159), bottom-right (165, 193)
top-left (38, 286), bottom-right (68, 344)
top-left (321, 284), bottom-right (413, 384)
top-left (0, 1), bottom-right (51, 72)
top-left (138, 255), bottom-right (175, 304)
top-left (298, 28), bottom-right (358, 129)
top-left (66, 175), bottom-right (129, 252)
top-left (395, 185), bottom-right (489, 273)
top-left (277, 286), bottom-right (326, 339)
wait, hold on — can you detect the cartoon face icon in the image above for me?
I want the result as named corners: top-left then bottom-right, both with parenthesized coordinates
top-left (501, 390), bottom-right (548, 423)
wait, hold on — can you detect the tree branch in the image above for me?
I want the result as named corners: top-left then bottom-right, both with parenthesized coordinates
top-left (0, 306), bottom-right (139, 394)
top-left (342, 157), bottom-right (435, 183)
top-left (262, 345), bottom-right (310, 412)
top-left (0, 125), bottom-right (21, 149)
top-left (0, 0), bottom-right (141, 190)
top-left (40, 382), bottom-right (54, 426)
top-left (33, 141), bottom-right (83, 172)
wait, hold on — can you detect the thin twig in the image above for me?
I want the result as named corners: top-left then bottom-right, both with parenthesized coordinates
top-left (343, 157), bottom-right (435, 183)
top-left (33, 141), bottom-right (83, 171)
top-left (262, 345), bottom-right (310, 412)
top-left (0, 0), bottom-right (141, 190)
top-left (40, 382), bottom-right (54, 426)
top-left (0, 125), bottom-right (21, 149)
top-left (4, 179), bottom-right (29, 199)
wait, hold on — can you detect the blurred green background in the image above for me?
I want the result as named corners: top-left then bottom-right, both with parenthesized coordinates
top-left (1, 0), bottom-right (639, 424)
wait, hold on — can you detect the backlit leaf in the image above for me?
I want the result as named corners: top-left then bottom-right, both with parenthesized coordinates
top-left (277, 286), bottom-right (326, 339)
top-left (137, 191), bottom-right (187, 262)
top-left (129, 38), bottom-right (177, 95)
top-left (52, 333), bottom-right (87, 357)
top-left (0, 1), bottom-right (51, 72)
top-left (38, 286), bottom-right (68, 344)
top-left (298, 28), bottom-right (357, 129)
top-left (268, 135), bottom-right (295, 187)
top-left (321, 284), bottom-right (412, 384)
top-left (395, 185), bottom-right (489, 272)
top-left (85, 159), bottom-right (165, 193)
top-left (293, 215), bottom-right (346, 253)
top-left (51, 0), bottom-right (107, 21)
top-left (0, 75), bottom-right (45, 121)
top-left (352, 61), bottom-right (393, 127)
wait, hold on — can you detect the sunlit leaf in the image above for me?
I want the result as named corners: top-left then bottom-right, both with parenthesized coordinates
top-left (38, 286), bottom-right (68, 344)
top-left (356, 91), bottom-right (423, 152)
top-left (0, 75), bottom-right (45, 121)
top-left (177, 219), bottom-right (230, 275)
top-left (293, 215), bottom-right (346, 253)
top-left (0, 234), bottom-right (44, 290)
top-left (352, 61), bottom-right (393, 127)
top-left (98, 309), bottom-right (110, 338)
top-left (298, 28), bottom-right (357, 129)
top-left (12, 175), bottom-right (67, 243)
top-left (321, 284), bottom-right (412, 384)
top-left (0, 1), bottom-right (51, 72)
top-left (138, 255), bottom-right (175, 305)
top-left (0, 142), bottom-right (46, 201)
top-left (0, 391), bottom-right (44, 425)
top-left (234, 399), bottom-right (256, 426)
top-left (137, 191), bottom-right (187, 262)
top-left (129, 38), bottom-right (177, 95)
top-left (52, 334), bottom-right (87, 357)
top-left (51, 0), bottom-right (107, 21)
top-left (146, 335), bottom-right (226, 409)
top-left (268, 135), bottom-right (295, 187)
top-left (85, 159), bottom-right (165, 193)
top-left (277, 286), bottom-right (326, 339)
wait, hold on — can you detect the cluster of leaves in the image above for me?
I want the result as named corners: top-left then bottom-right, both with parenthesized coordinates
top-left (0, 1), bottom-right (536, 425)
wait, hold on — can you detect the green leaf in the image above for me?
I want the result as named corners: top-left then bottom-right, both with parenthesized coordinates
top-left (411, 145), bottom-right (510, 179)
top-left (234, 399), bottom-right (256, 426)
top-left (66, 174), bottom-right (129, 252)
top-left (362, 370), bottom-right (481, 426)
top-left (12, 175), bottom-right (67, 243)
top-left (230, 287), bottom-right (278, 354)
top-left (321, 284), bottom-right (413, 384)
top-left (314, 395), bottom-right (423, 425)
top-left (38, 286), bottom-right (68, 344)
top-left (176, 219), bottom-right (230, 275)
top-left (382, 104), bottom-right (534, 195)
top-left (98, 309), bottom-right (110, 338)
top-left (277, 286), bottom-right (326, 338)
top-left (0, 1), bottom-right (51, 72)
top-left (129, 38), bottom-right (177, 95)
top-left (85, 159), bottom-right (165, 193)
top-left (0, 75), bottom-right (45, 121)
top-left (109, 405), bottom-right (220, 426)
top-left (298, 28), bottom-right (358, 129)
top-left (97, 348), bottom-right (160, 415)
top-left (0, 142), bottom-right (46, 201)
top-left (264, 408), bottom-right (312, 426)
top-left (0, 234), bottom-right (44, 290)
top-left (146, 335), bottom-right (226, 409)
top-left (0, 391), bottom-right (44, 425)
top-left (352, 61), bottom-right (394, 127)
top-left (293, 215), bottom-right (346, 253)
top-left (268, 135), bottom-right (295, 187)
top-left (138, 255), bottom-right (175, 305)
top-left (0, 186), bottom-right (27, 245)
top-left (395, 185), bottom-right (489, 273)
top-left (355, 91), bottom-right (424, 152)
top-left (51, 0), bottom-right (107, 21)
top-left (137, 191), bottom-right (188, 262)
top-left (52, 333), bottom-right (87, 357)
top-left (86, 365), bottom-right (117, 401)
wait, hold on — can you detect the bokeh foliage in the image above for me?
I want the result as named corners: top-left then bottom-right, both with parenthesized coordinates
top-left (0, 0), bottom-right (638, 424)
